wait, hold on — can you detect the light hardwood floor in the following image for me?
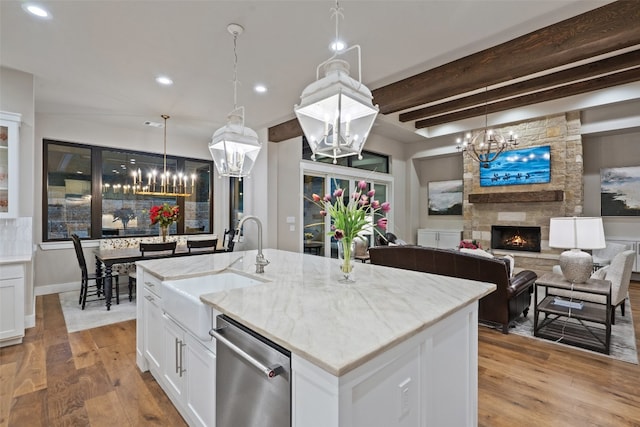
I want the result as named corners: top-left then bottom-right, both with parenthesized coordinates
top-left (2, 283), bottom-right (640, 426)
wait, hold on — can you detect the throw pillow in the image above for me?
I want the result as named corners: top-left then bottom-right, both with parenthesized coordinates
top-left (459, 248), bottom-right (494, 258)
top-left (502, 254), bottom-right (515, 277)
top-left (590, 265), bottom-right (609, 280)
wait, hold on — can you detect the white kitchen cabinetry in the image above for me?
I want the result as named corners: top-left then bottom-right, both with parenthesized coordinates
top-left (141, 270), bottom-right (163, 374)
top-left (0, 112), bottom-right (20, 218)
top-left (163, 315), bottom-right (216, 427)
top-left (0, 262), bottom-right (25, 346)
top-left (136, 266), bottom-right (216, 427)
top-left (417, 228), bottom-right (462, 250)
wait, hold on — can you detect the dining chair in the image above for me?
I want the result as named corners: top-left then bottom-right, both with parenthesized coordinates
top-left (222, 229), bottom-right (236, 252)
top-left (71, 233), bottom-right (120, 310)
top-left (187, 238), bottom-right (218, 253)
top-left (128, 241), bottom-right (178, 302)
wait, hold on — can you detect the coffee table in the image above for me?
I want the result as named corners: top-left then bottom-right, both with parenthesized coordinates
top-left (534, 272), bottom-right (611, 354)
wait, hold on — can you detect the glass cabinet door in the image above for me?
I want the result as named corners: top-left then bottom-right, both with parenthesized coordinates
top-left (0, 112), bottom-right (21, 218)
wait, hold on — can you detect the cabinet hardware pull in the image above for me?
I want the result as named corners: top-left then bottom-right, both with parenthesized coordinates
top-left (179, 341), bottom-right (186, 377)
top-left (210, 327), bottom-right (282, 379)
top-left (145, 282), bottom-right (155, 287)
top-left (175, 338), bottom-right (180, 374)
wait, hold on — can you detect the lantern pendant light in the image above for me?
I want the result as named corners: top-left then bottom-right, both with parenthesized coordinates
top-left (294, 1), bottom-right (378, 164)
top-left (209, 23), bottom-right (261, 180)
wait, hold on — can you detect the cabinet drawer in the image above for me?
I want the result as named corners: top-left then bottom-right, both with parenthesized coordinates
top-left (142, 271), bottom-right (162, 298)
top-left (0, 264), bottom-right (24, 280)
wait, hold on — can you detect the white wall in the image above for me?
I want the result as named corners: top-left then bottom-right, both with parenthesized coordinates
top-left (416, 154), bottom-right (464, 232)
top-left (0, 66), bottom-right (36, 321)
top-left (583, 129), bottom-right (640, 239)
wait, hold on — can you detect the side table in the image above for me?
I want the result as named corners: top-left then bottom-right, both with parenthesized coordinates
top-left (533, 272), bottom-right (611, 354)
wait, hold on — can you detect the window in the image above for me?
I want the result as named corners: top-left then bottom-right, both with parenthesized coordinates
top-left (229, 177), bottom-right (243, 231)
top-left (302, 171), bottom-right (391, 258)
top-left (302, 137), bottom-right (389, 173)
top-left (43, 140), bottom-right (213, 241)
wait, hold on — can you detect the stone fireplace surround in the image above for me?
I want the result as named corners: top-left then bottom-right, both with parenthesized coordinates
top-left (462, 112), bottom-right (583, 274)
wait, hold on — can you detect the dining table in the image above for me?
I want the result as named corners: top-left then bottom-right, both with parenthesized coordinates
top-left (94, 245), bottom-right (216, 310)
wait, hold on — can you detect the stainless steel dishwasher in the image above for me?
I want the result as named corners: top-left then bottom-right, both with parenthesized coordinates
top-left (210, 315), bottom-right (291, 427)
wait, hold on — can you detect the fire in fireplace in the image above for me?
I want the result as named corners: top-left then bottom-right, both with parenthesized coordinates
top-left (491, 225), bottom-right (541, 252)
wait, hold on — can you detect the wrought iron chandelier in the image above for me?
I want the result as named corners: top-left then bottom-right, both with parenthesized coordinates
top-left (209, 23), bottom-right (261, 180)
top-left (294, 1), bottom-right (378, 164)
top-left (456, 89), bottom-right (518, 167)
top-left (134, 115), bottom-right (194, 197)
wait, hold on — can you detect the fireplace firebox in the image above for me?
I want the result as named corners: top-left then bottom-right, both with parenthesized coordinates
top-left (491, 226), bottom-right (541, 252)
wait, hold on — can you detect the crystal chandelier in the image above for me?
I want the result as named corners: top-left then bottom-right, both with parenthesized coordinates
top-left (456, 89), bottom-right (518, 167)
top-left (134, 115), bottom-right (194, 197)
top-left (209, 24), bottom-right (261, 180)
top-left (294, 1), bottom-right (378, 164)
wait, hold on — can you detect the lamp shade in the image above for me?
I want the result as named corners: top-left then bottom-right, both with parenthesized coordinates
top-left (548, 217), bottom-right (606, 250)
top-left (209, 112), bottom-right (261, 178)
top-left (295, 59), bottom-right (378, 164)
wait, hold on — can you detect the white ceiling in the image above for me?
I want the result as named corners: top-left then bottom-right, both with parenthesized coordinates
top-left (0, 0), bottom-right (614, 144)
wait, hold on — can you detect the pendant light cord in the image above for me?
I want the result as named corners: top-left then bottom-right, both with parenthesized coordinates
top-left (332, 1), bottom-right (343, 45)
top-left (232, 31), bottom-right (239, 110)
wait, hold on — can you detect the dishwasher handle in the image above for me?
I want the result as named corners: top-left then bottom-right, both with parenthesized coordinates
top-left (210, 327), bottom-right (283, 379)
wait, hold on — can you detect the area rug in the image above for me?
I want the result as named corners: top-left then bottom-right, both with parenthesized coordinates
top-left (59, 290), bottom-right (136, 333)
top-left (510, 295), bottom-right (638, 365)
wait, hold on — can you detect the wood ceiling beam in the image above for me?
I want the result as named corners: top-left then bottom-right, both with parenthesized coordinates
top-left (415, 66), bottom-right (640, 129)
top-left (399, 50), bottom-right (640, 123)
top-left (268, 118), bottom-right (302, 143)
top-left (374, 0), bottom-right (640, 115)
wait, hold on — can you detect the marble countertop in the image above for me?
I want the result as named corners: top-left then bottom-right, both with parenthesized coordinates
top-left (0, 253), bottom-right (33, 264)
top-left (138, 249), bottom-right (495, 376)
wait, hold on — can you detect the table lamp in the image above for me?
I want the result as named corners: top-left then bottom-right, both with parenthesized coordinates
top-left (548, 217), bottom-right (606, 283)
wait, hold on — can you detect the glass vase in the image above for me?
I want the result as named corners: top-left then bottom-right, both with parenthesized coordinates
top-left (160, 225), bottom-right (168, 242)
top-left (337, 239), bottom-right (356, 283)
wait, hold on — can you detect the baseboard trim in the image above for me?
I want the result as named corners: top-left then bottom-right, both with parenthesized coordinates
top-left (25, 314), bottom-right (36, 329)
top-left (35, 282), bottom-right (78, 296)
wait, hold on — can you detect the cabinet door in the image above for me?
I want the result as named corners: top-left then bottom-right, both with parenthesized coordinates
top-left (184, 334), bottom-right (216, 427)
top-left (163, 316), bottom-right (186, 402)
top-left (0, 277), bottom-right (24, 342)
top-left (143, 290), bottom-right (163, 372)
top-left (417, 230), bottom-right (438, 247)
top-left (0, 113), bottom-right (20, 218)
top-left (438, 231), bottom-right (462, 250)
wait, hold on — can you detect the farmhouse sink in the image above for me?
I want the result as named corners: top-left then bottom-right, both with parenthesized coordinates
top-left (162, 271), bottom-right (267, 340)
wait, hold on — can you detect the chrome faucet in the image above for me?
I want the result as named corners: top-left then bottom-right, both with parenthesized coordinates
top-left (234, 215), bottom-right (269, 273)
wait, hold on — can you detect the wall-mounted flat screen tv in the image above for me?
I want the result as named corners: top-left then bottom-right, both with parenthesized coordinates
top-left (479, 145), bottom-right (551, 187)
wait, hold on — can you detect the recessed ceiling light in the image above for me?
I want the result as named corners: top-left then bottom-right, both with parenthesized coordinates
top-left (155, 76), bottom-right (173, 86)
top-left (254, 84), bottom-right (267, 93)
top-left (22, 3), bottom-right (51, 18)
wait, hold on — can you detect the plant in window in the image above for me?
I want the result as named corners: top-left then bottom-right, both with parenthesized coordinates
top-left (112, 207), bottom-right (136, 229)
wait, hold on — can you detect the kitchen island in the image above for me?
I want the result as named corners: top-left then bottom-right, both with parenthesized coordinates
top-left (136, 248), bottom-right (495, 427)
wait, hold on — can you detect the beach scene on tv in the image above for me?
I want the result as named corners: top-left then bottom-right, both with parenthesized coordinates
top-left (480, 145), bottom-right (551, 187)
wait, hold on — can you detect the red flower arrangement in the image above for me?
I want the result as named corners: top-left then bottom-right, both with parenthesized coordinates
top-left (149, 203), bottom-right (180, 227)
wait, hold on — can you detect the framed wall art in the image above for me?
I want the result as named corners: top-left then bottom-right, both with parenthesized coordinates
top-left (479, 145), bottom-right (551, 187)
top-left (601, 166), bottom-right (640, 216)
top-left (428, 179), bottom-right (463, 215)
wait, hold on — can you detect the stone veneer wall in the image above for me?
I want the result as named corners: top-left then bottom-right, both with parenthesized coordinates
top-left (462, 112), bottom-right (583, 274)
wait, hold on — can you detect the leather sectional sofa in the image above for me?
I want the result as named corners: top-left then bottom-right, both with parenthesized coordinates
top-left (369, 245), bottom-right (538, 333)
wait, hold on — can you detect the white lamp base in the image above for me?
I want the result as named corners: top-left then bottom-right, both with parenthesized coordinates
top-left (558, 248), bottom-right (593, 284)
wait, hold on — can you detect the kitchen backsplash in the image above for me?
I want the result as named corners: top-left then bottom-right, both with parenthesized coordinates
top-left (0, 217), bottom-right (32, 256)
